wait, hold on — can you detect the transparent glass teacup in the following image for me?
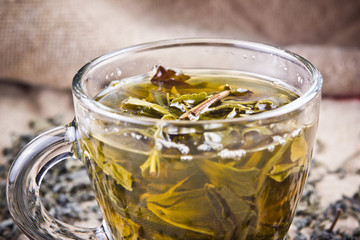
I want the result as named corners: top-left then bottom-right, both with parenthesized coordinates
top-left (7, 39), bottom-right (322, 240)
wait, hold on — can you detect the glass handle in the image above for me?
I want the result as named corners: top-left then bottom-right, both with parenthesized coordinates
top-left (7, 123), bottom-right (111, 240)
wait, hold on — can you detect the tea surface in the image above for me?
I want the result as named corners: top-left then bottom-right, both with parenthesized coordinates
top-left (79, 67), bottom-right (315, 240)
top-left (95, 66), bottom-right (299, 121)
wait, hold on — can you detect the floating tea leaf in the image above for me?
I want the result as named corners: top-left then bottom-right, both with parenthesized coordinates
top-left (170, 92), bottom-right (208, 112)
top-left (121, 97), bottom-right (173, 118)
top-left (151, 65), bottom-right (191, 89)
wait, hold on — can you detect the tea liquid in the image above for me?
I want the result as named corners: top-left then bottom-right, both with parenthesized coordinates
top-left (79, 67), bottom-right (316, 239)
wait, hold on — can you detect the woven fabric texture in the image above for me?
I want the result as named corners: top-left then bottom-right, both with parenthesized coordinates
top-left (1, 0), bottom-right (359, 96)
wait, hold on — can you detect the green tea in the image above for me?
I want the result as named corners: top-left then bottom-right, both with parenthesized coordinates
top-left (79, 66), bottom-right (316, 239)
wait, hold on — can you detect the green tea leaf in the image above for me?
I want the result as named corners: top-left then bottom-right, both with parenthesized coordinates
top-left (291, 134), bottom-right (308, 163)
top-left (179, 90), bottom-right (230, 120)
top-left (105, 209), bottom-right (140, 240)
top-left (140, 149), bottom-right (160, 176)
top-left (198, 100), bottom-right (253, 119)
top-left (268, 134), bottom-right (309, 182)
top-left (170, 92), bottom-right (208, 110)
top-left (256, 168), bottom-right (305, 229)
top-left (255, 136), bottom-right (292, 193)
top-left (254, 99), bottom-right (278, 111)
top-left (102, 161), bottom-right (133, 191)
top-left (150, 233), bottom-right (179, 240)
top-left (215, 185), bottom-right (256, 221)
top-left (121, 97), bottom-right (173, 118)
top-left (146, 176), bottom-right (216, 236)
top-left (196, 159), bottom-right (260, 196)
top-left (268, 162), bottom-right (299, 182)
top-left (149, 90), bottom-right (168, 107)
top-left (226, 108), bottom-right (237, 119)
top-left (209, 103), bottom-right (251, 112)
top-left (205, 186), bottom-right (236, 239)
top-left (81, 138), bottom-right (134, 191)
top-left (222, 84), bottom-right (253, 97)
top-left (230, 87), bottom-right (253, 96)
top-left (242, 151), bottom-right (263, 168)
top-left (161, 114), bottom-right (177, 120)
top-left (151, 65), bottom-right (192, 89)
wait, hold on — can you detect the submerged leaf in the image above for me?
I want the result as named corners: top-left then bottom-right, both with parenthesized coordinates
top-left (268, 134), bottom-right (309, 182)
top-left (102, 162), bottom-right (133, 191)
top-left (205, 184), bottom-right (255, 239)
top-left (196, 159), bottom-right (260, 196)
top-left (146, 176), bottom-right (216, 236)
top-left (149, 90), bottom-right (168, 107)
top-left (81, 138), bottom-right (134, 191)
top-left (291, 134), bottom-right (308, 163)
top-left (105, 209), bottom-right (140, 240)
top-left (268, 162), bottom-right (300, 182)
top-left (140, 150), bottom-right (161, 176)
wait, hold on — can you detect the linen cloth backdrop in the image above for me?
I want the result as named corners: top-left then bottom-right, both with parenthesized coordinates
top-left (0, 0), bottom-right (359, 97)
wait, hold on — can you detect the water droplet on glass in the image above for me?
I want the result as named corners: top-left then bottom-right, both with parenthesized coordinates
top-left (116, 68), bottom-right (122, 77)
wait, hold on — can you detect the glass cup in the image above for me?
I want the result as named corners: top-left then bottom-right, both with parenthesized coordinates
top-left (7, 39), bottom-right (322, 240)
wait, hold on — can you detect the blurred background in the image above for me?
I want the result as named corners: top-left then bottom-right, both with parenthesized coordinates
top-left (0, 0), bottom-right (359, 239)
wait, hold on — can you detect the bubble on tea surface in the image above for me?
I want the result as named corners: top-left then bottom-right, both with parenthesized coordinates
top-left (180, 155), bottom-right (193, 161)
top-left (197, 143), bottom-right (211, 152)
top-left (272, 135), bottom-right (286, 145)
top-left (158, 139), bottom-right (190, 155)
top-left (267, 145), bottom-right (275, 152)
top-left (218, 149), bottom-right (246, 160)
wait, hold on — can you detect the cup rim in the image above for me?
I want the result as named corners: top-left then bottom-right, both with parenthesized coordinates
top-left (72, 38), bottom-right (322, 125)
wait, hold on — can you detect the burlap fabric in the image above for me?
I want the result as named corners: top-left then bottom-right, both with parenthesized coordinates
top-left (0, 0), bottom-right (359, 96)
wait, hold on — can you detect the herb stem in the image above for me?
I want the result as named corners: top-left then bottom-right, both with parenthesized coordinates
top-left (327, 208), bottom-right (342, 233)
top-left (179, 90), bottom-right (230, 120)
